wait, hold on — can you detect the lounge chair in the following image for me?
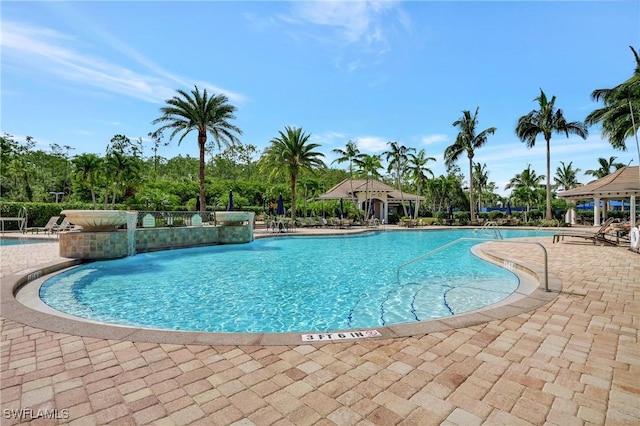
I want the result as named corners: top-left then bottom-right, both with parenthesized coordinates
top-left (30, 216), bottom-right (61, 234)
top-left (552, 217), bottom-right (616, 245)
top-left (52, 218), bottom-right (77, 233)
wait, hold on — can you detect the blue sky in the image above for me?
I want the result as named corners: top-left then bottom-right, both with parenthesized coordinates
top-left (2, 1), bottom-right (638, 195)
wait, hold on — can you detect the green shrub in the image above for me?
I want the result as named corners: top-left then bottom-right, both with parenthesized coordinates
top-left (453, 211), bottom-right (470, 225)
top-left (488, 210), bottom-right (504, 219)
top-left (434, 210), bottom-right (448, 220)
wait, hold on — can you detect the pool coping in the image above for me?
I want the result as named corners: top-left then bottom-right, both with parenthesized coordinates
top-left (0, 236), bottom-right (562, 346)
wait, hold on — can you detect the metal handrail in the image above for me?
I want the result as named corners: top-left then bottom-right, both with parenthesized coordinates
top-left (396, 237), bottom-right (550, 292)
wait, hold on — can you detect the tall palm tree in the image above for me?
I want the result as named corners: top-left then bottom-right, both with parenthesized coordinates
top-left (584, 156), bottom-right (626, 180)
top-left (585, 46), bottom-right (640, 162)
top-left (554, 161), bottom-right (582, 191)
top-left (331, 140), bottom-right (364, 211)
top-left (260, 126), bottom-right (325, 220)
top-left (72, 153), bottom-right (102, 209)
top-left (152, 86), bottom-right (242, 213)
top-left (384, 141), bottom-right (414, 217)
top-left (354, 154), bottom-right (383, 220)
top-left (407, 149), bottom-right (435, 219)
top-left (473, 162), bottom-right (489, 213)
top-left (516, 89), bottom-right (588, 219)
top-left (444, 107), bottom-right (496, 221)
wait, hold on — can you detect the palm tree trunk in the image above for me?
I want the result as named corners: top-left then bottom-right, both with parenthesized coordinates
top-left (290, 173), bottom-right (297, 220)
top-left (349, 163), bottom-right (358, 214)
top-left (397, 166), bottom-right (407, 217)
top-left (198, 133), bottom-right (207, 213)
top-left (545, 136), bottom-right (552, 220)
top-left (468, 157), bottom-right (475, 222)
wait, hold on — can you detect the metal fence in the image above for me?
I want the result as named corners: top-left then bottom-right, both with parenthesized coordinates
top-left (135, 211), bottom-right (218, 228)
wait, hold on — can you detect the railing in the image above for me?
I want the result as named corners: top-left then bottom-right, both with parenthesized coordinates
top-left (135, 211), bottom-right (217, 228)
top-left (396, 237), bottom-right (550, 292)
top-left (0, 206), bottom-right (27, 233)
top-left (476, 221), bottom-right (503, 239)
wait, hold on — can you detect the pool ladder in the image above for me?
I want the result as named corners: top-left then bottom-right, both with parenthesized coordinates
top-left (476, 221), bottom-right (503, 239)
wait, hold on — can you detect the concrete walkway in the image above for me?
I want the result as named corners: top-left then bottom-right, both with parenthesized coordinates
top-left (1, 230), bottom-right (638, 425)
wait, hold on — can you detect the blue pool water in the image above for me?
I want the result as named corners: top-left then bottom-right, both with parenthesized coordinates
top-left (0, 238), bottom-right (53, 246)
top-left (40, 229), bottom-right (549, 333)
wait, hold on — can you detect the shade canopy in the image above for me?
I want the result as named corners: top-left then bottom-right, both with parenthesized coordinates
top-left (558, 166), bottom-right (640, 201)
top-left (558, 166), bottom-right (639, 227)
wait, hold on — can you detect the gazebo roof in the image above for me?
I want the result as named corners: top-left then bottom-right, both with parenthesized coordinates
top-left (317, 179), bottom-right (424, 201)
top-left (558, 166), bottom-right (640, 200)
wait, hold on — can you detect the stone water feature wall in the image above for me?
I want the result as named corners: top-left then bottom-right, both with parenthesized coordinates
top-left (59, 231), bottom-right (129, 259)
top-left (59, 222), bottom-right (254, 260)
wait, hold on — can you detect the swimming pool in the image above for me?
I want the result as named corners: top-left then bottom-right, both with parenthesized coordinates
top-left (39, 229), bottom-right (549, 333)
top-left (0, 238), bottom-right (55, 246)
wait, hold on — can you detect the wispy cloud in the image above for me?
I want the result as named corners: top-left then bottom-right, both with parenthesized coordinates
top-left (276, 1), bottom-right (410, 71)
top-left (420, 134), bottom-right (449, 146)
top-left (1, 21), bottom-right (248, 105)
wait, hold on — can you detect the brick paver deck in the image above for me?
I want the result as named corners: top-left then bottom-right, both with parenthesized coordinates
top-left (1, 229), bottom-right (638, 425)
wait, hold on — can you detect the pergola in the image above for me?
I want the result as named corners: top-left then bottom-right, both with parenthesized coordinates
top-left (316, 179), bottom-right (423, 223)
top-left (558, 166), bottom-right (640, 228)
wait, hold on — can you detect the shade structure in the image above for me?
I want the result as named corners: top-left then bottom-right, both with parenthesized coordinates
top-left (558, 166), bottom-right (640, 227)
top-left (227, 190), bottom-right (233, 211)
top-left (339, 198), bottom-right (344, 218)
top-left (277, 194), bottom-right (285, 216)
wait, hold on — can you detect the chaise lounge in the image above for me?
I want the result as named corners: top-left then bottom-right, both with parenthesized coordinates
top-left (552, 217), bottom-right (616, 245)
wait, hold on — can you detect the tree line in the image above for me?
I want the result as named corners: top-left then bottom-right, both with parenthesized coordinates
top-left (1, 46), bottom-right (637, 224)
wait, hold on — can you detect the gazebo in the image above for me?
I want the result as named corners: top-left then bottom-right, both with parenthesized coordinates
top-left (316, 179), bottom-right (423, 224)
top-left (558, 166), bottom-right (640, 228)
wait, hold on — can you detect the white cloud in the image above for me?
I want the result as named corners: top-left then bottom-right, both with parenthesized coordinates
top-left (356, 136), bottom-right (388, 152)
top-left (1, 21), bottom-right (248, 105)
top-left (420, 134), bottom-right (448, 145)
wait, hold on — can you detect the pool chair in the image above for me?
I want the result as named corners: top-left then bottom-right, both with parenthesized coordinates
top-left (552, 217), bottom-right (617, 245)
top-left (52, 218), bottom-right (78, 233)
top-left (27, 216), bottom-right (60, 235)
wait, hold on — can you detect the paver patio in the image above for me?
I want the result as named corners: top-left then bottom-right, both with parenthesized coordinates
top-left (1, 229), bottom-right (638, 425)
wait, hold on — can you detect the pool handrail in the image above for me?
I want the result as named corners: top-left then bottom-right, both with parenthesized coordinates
top-left (396, 237), bottom-right (550, 292)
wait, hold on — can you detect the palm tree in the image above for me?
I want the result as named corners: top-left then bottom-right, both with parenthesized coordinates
top-left (72, 153), bottom-right (102, 209)
top-left (260, 126), bottom-right (325, 220)
top-left (407, 149), bottom-right (435, 219)
top-left (473, 163), bottom-right (489, 214)
top-left (384, 141), bottom-right (414, 217)
top-left (444, 107), bottom-right (496, 221)
top-left (585, 46), bottom-right (640, 162)
top-left (152, 86), bottom-right (242, 213)
top-left (331, 140), bottom-right (364, 211)
top-left (354, 154), bottom-right (383, 220)
top-left (516, 89), bottom-right (588, 220)
top-left (505, 164), bottom-right (545, 221)
top-left (554, 161), bottom-right (582, 191)
top-left (585, 156), bottom-right (626, 180)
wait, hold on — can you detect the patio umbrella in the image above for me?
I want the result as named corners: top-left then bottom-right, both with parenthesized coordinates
top-left (506, 201), bottom-right (512, 216)
top-left (195, 196), bottom-right (201, 212)
top-left (369, 200), bottom-right (375, 217)
top-left (227, 190), bottom-right (233, 211)
top-left (339, 198), bottom-right (344, 219)
top-left (277, 194), bottom-right (285, 216)
top-left (408, 200), bottom-right (414, 217)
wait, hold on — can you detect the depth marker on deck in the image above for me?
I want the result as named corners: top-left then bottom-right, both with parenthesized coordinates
top-left (301, 330), bottom-right (382, 342)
